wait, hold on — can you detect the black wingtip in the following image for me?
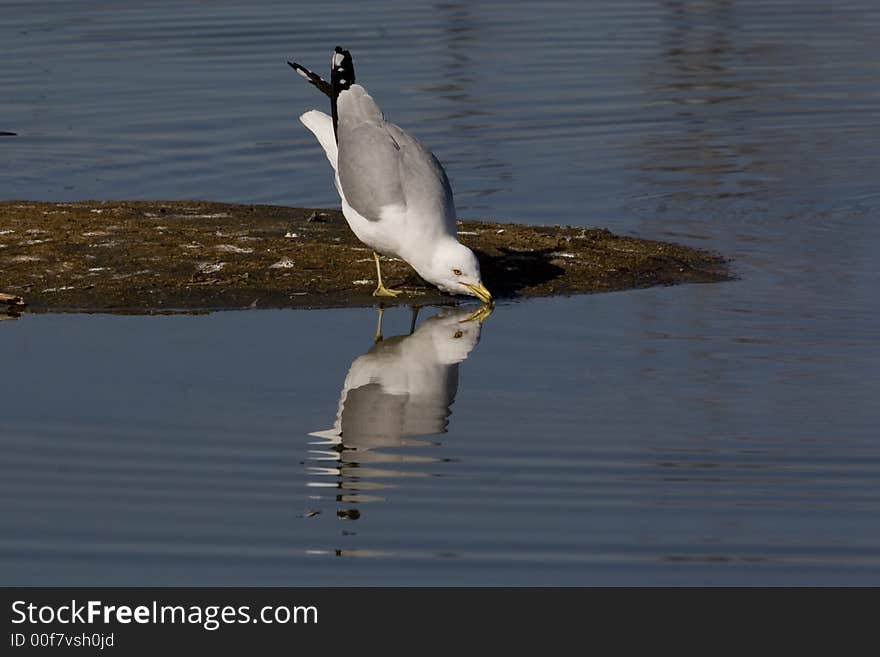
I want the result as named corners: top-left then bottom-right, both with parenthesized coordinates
top-left (288, 60), bottom-right (307, 74)
top-left (288, 60), bottom-right (332, 98)
top-left (330, 47), bottom-right (354, 89)
top-left (332, 46), bottom-right (353, 69)
top-left (329, 47), bottom-right (355, 143)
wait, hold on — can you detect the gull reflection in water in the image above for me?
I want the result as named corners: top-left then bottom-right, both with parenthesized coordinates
top-left (307, 304), bottom-right (491, 520)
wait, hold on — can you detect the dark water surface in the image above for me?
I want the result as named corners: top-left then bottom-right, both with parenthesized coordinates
top-left (2, 0), bottom-right (879, 584)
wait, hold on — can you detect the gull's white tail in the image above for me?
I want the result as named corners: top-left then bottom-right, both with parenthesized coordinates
top-left (300, 110), bottom-right (338, 170)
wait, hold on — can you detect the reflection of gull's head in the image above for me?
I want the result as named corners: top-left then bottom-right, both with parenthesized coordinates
top-left (410, 306), bottom-right (485, 366)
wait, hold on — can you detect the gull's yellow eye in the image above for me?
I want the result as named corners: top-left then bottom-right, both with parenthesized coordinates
top-left (453, 330), bottom-right (464, 339)
top-left (453, 268), bottom-right (463, 276)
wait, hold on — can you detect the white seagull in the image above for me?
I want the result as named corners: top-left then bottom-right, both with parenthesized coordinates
top-left (288, 47), bottom-right (492, 303)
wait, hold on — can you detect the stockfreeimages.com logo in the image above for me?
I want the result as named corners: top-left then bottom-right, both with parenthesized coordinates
top-left (11, 600), bottom-right (318, 632)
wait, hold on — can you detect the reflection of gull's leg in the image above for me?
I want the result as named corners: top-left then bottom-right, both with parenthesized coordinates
top-left (372, 252), bottom-right (402, 297)
top-left (409, 305), bottom-right (420, 335)
top-left (374, 306), bottom-right (385, 343)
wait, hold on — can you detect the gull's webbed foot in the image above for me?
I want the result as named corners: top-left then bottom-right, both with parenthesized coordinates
top-left (373, 284), bottom-right (403, 298)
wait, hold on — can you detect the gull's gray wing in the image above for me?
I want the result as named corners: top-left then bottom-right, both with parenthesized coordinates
top-left (336, 85), bottom-right (454, 225)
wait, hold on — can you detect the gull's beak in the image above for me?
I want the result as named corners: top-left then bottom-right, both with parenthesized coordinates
top-left (462, 304), bottom-right (494, 323)
top-left (464, 282), bottom-right (493, 305)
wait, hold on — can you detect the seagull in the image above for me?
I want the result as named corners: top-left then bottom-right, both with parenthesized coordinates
top-left (288, 47), bottom-right (492, 304)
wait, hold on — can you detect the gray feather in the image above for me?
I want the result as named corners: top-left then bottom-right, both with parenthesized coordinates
top-left (336, 86), bottom-right (453, 223)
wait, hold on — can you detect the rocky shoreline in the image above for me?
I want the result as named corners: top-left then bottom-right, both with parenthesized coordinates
top-left (0, 200), bottom-right (729, 315)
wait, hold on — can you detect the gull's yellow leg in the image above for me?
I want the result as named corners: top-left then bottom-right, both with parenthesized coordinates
top-left (409, 305), bottom-right (420, 335)
top-left (374, 306), bottom-right (385, 343)
top-left (372, 252), bottom-right (402, 297)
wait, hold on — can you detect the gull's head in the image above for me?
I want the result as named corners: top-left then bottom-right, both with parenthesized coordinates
top-left (420, 240), bottom-right (492, 304)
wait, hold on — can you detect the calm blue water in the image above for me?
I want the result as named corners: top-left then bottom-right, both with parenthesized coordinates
top-left (2, 0), bottom-right (879, 585)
